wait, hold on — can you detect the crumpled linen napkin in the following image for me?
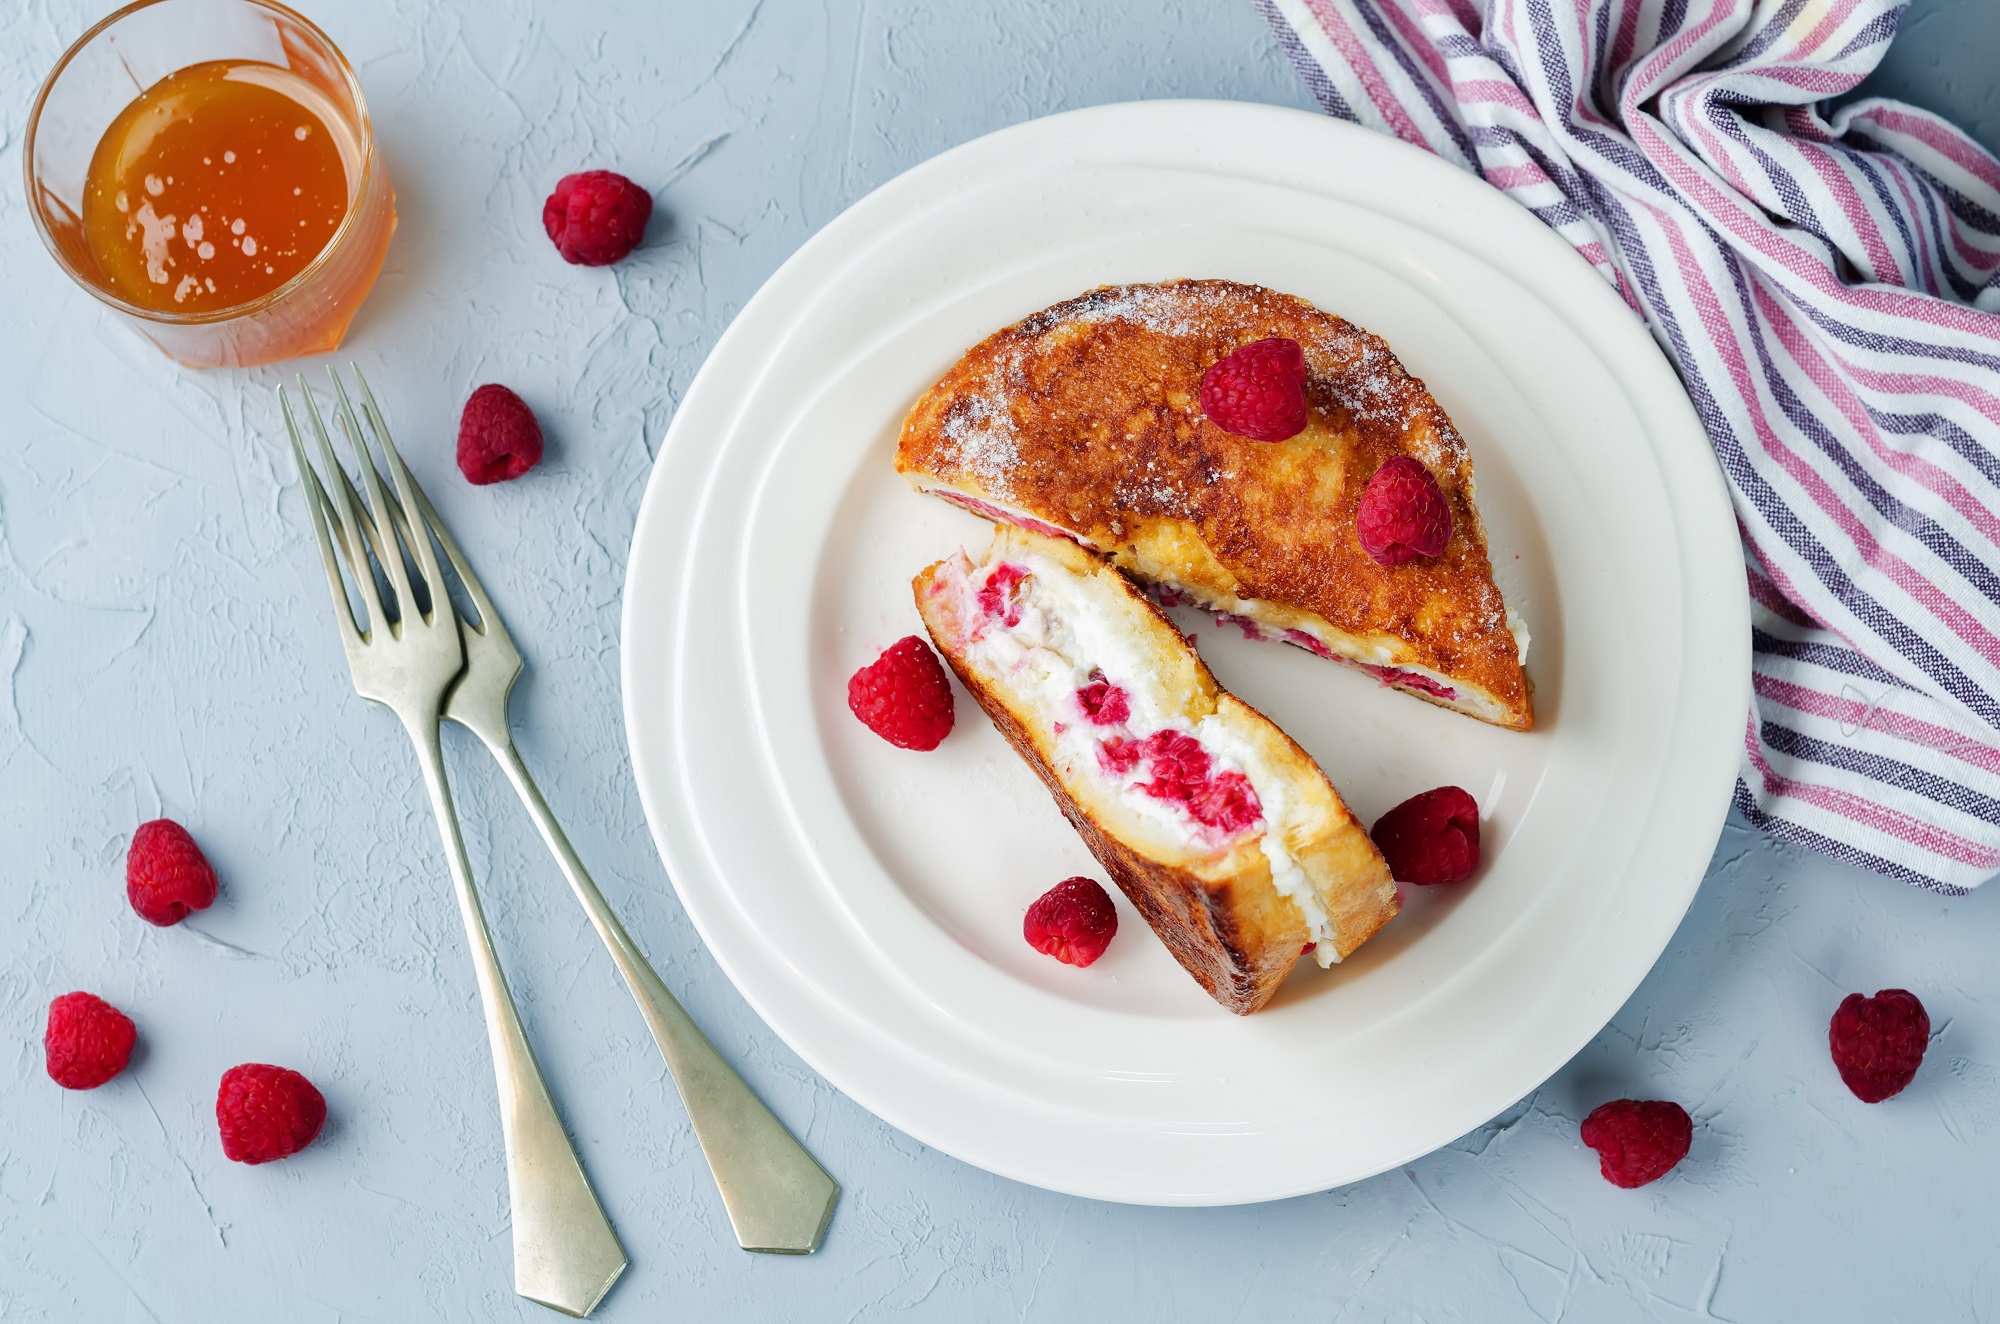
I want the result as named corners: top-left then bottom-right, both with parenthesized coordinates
top-left (1260, 0), bottom-right (2000, 892)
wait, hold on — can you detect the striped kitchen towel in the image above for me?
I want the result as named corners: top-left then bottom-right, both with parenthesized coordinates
top-left (1259, 0), bottom-right (2000, 892)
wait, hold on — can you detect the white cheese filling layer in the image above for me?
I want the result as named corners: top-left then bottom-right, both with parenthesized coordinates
top-left (944, 547), bottom-right (1342, 964)
top-left (919, 480), bottom-right (1529, 723)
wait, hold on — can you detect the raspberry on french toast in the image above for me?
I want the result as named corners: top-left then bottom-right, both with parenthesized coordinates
top-left (915, 526), bottom-right (1398, 1015)
top-left (896, 279), bottom-right (1533, 730)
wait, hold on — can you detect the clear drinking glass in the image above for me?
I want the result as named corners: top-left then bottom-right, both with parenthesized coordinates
top-left (24, 0), bottom-right (396, 369)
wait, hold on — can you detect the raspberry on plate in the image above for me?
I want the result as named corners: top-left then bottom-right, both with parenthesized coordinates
top-left (1829, 988), bottom-right (1929, 1103)
top-left (457, 384), bottom-right (544, 486)
top-left (847, 635), bottom-right (955, 750)
top-left (1024, 876), bottom-right (1118, 967)
top-left (126, 818), bottom-right (218, 926)
top-left (1199, 337), bottom-right (1311, 442)
top-left (44, 992), bottom-right (137, 1090)
top-left (543, 169), bottom-right (653, 266)
top-left (1580, 1098), bottom-right (1691, 1188)
top-left (217, 1064), bottom-right (327, 1164)
top-left (1370, 786), bottom-right (1480, 885)
top-left (1355, 456), bottom-right (1453, 566)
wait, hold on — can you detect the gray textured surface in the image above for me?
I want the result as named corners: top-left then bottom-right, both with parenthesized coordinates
top-left (2, 0), bottom-right (1996, 1319)
top-left (1850, 0), bottom-right (2000, 158)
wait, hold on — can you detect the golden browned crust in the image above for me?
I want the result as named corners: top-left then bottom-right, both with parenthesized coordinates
top-left (912, 527), bottom-right (1399, 1015)
top-left (895, 279), bottom-right (1532, 730)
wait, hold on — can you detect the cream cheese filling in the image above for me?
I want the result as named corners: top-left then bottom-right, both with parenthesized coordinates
top-left (916, 478), bottom-right (1529, 724)
top-left (943, 547), bottom-right (1341, 961)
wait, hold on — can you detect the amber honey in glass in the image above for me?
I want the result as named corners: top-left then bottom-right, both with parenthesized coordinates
top-left (26, 1), bottom-right (395, 369)
top-left (83, 59), bottom-right (352, 314)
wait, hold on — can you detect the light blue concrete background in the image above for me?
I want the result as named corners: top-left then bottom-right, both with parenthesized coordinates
top-left (1849, 0), bottom-right (2000, 157)
top-left (2, 1), bottom-right (1996, 1320)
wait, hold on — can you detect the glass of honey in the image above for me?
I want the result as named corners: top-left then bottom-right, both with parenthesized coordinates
top-left (25, 0), bottom-right (395, 369)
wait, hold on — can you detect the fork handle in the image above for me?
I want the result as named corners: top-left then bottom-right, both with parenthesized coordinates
top-left (482, 734), bottom-right (838, 1255)
top-left (404, 715), bottom-right (628, 1315)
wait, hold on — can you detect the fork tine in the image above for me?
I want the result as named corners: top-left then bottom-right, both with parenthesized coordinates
top-left (326, 454), bottom-right (399, 594)
top-left (287, 380), bottom-right (361, 576)
top-left (293, 382), bottom-right (349, 548)
top-left (330, 372), bottom-right (492, 644)
top-left (349, 367), bottom-right (455, 626)
top-left (326, 367), bottom-right (397, 513)
top-left (353, 373), bottom-right (502, 641)
top-left (295, 375), bottom-right (387, 633)
top-left (294, 374), bottom-right (384, 632)
top-left (327, 369), bottom-right (420, 624)
top-left (409, 471), bottom-right (500, 640)
top-left (280, 387), bottom-right (367, 648)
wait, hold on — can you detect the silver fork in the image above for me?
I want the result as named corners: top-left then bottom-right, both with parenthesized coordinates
top-left (281, 375), bottom-right (626, 1318)
top-left (336, 373), bottom-right (838, 1254)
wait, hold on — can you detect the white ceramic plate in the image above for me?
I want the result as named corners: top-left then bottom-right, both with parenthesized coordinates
top-left (621, 101), bottom-right (1747, 1205)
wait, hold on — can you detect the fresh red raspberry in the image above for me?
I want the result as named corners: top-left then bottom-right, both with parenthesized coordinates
top-left (457, 384), bottom-right (544, 485)
top-left (1829, 989), bottom-right (1929, 1102)
top-left (847, 635), bottom-right (955, 750)
top-left (1096, 736), bottom-right (1143, 776)
top-left (126, 819), bottom-right (218, 926)
top-left (1023, 876), bottom-right (1119, 967)
top-left (44, 992), bottom-right (137, 1090)
top-left (1200, 337), bottom-right (1311, 442)
top-left (1580, 1099), bottom-right (1692, 1188)
top-left (976, 563), bottom-right (1028, 627)
top-left (1074, 671), bottom-right (1130, 727)
top-left (217, 1064), bottom-right (327, 1164)
top-left (1355, 457), bottom-right (1453, 566)
top-left (1370, 786), bottom-right (1480, 885)
top-left (542, 170), bottom-right (653, 266)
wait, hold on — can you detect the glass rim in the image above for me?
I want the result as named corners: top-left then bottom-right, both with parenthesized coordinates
top-left (22, 0), bottom-right (383, 327)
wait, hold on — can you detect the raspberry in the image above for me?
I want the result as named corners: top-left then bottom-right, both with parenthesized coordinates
top-left (126, 818), bottom-right (218, 926)
top-left (1096, 730), bottom-right (1263, 835)
top-left (1580, 1099), bottom-right (1692, 1188)
top-left (976, 563), bottom-right (1028, 627)
top-left (44, 992), bottom-right (137, 1090)
top-left (1370, 786), bottom-right (1480, 885)
top-left (1200, 337), bottom-right (1311, 442)
top-left (457, 384), bottom-right (544, 486)
top-left (1096, 736), bottom-right (1143, 776)
top-left (1829, 989), bottom-right (1930, 1102)
top-left (1075, 671), bottom-right (1130, 727)
top-left (542, 170), bottom-right (653, 266)
top-left (1134, 731), bottom-right (1260, 834)
top-left (217, 1064), bottom-right (327, 1164)
top-left (1024, 876), bottom-right (1119, 967)
top-left (848, 635), bottom-right (955, 750)
top-left (1355, 457), bottom-right (1453, 566)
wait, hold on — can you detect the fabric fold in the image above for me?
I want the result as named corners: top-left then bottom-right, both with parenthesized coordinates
top-left (1259, 0), bottom-right (2000, 890)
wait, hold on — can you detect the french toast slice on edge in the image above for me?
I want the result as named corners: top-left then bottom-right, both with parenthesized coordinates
top-left (914, 525), bottom-right (1398, 1016)
top-left (896, 278), bottom-right (1534, 731)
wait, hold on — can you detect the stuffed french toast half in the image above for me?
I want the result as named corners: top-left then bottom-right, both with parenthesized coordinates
top-left (915, 525), bottom-right (1398, 1015)
top-left (897, 279), bottom-right (1532, 730)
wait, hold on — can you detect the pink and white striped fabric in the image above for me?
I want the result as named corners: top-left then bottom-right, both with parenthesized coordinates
top-left (1259, 0), bottom-right (2000, 892)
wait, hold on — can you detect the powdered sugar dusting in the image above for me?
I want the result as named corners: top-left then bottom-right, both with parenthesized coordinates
top-left (940, 382), bottom-right (1020, 499)
top-left (1026, 281), bottom-right (1240, 340)
top-left (1058, 283), bottom-right (1458, 449)
top-left (1332, 338), bottom-right (1435, 435)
